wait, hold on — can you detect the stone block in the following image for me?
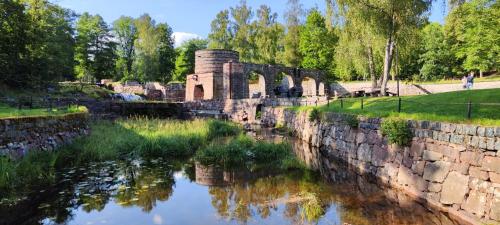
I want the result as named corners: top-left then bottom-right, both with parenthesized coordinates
top-left (469, 166), bottom-right (489, 180)
top-left (470, 136), bottom-right (480, 148)
top-left (371, 145), bottom-right (389, 167)
top-left (440, 171), bottom-right (469, 205)
top-left (460, 151), bottom-right (483, 166)
top-left (464, 125), bottom-right (478, 136)
top-left (487, 138), bottom-right (496, 150)
top-left (397, 166), bottom-right (428, 192)
top-left (410, 141), bottom-right (425, 159)
top-left (412, 160), bottom-right (426, 176)
top-left (428, 182), bottom-right (442, 192)
top-left (496, 127), bottom-right (500, 137)
top-left (469, 178), bottom-right (492, 192)
top-left (438, 132), bottom-right (451, 142)
top-left (356, 132), bottom-right (366, 144)
top-left (490, 172), bottom-right (500, 183)
top-left (441, 123), bottom-right (456, 133)
top-left (496, 138), bottom-right (500, 151)
top-left (423, 161), bottom-right (451, 182)
top-left (451, 163), bottom-right (470, 175)
top-left (461, 191), bottom-right (487, 217)
top-left (450, 134), bottom-right (464, 145)
top-left (485, 127), bottom-right (495, 137)
top-left (357, 143), bottom-right (371, 162)
top-left (479, 137), bottom-right (488, 150)
top-left (477, 127), bottom-right (486, 137)
top-left (423, 150), bottom-right (443, 161)
top-left (483, 156), bottom-right (500, 173)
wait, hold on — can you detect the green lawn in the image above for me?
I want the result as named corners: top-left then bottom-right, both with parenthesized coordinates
top-left (0, 104), bottom-right (87, 119)
top-left (294, 88), bottom-right (500, 126)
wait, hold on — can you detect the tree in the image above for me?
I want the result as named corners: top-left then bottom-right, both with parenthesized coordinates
top-left (23, 0), bottom-right (76, 87)
top-left (418, 23), bottom-right (454, 81)
top-left (252, 5), bottom-right (285, 65)
top-left (75, 13), bottom-right (116, 83)
top-left (229, 0), bottom-right (255, 62)
top-left (174, 39), bottom-right (208, 82)
top-left (337, 0), bottom-right (432, 95)
top-left (299, 9), bottom-right (337, 78)
top-left (134, 14), bottom-right (160, 81)
top-left (282, 0), bottom-right (304, 67)
top-left (113, 16), bottom-right (137, 81)
top-left (208, 10), bottom-right (232, 50)
top-left (445, 0), bottom-right (499, 77)
top-left (0, 0), bottom-right (29, 87)
top-left (156, 23), bottom-right (176, 83)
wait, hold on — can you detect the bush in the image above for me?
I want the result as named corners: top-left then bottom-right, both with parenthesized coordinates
top-left (381, 118), bottom-right (413, 146)
top-left (309, 108), bottom-right (321, 122)
top-left (207, 120), bottom-right (241, 140)
top-left (344, 114), bottom-right (359, 128)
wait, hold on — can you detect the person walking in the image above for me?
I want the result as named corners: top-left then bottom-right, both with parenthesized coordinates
top-left (462, 75), bottom-right (468, 89)
top-left (467, 72), bottom-right (475, 89)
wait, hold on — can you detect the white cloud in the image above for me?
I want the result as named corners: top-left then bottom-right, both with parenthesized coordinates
top-left (153, 214), bottom-right (163, 225)
top-left (172, 32), bottom-right (202, 47)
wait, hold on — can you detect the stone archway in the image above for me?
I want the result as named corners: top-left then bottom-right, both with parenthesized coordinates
top-left (248, 71), bottom-right (266, 99)
top-left (194, 85), bottom-right (204, 100)
top-left (274, 72), bottom-right (295, 98)
top-left (301, 77), bottom-right (317, 97)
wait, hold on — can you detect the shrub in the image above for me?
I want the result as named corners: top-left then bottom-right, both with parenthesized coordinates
top-left (308, 108), bottom-right (321, 122)
top-left (344, 114), bottom-right (359, 128)
top-left (381, 118), bottom-right (413, 146)
top-left (207, 120), bottom-right (241, 140)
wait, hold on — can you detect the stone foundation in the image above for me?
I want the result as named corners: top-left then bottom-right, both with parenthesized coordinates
top-left (262, 107), bottom-right (500, 225)
top-left (0, 113), bottom-right (89, 158)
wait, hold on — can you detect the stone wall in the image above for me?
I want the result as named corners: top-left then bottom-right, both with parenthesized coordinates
top-left (331, 80), bottom-right (500, 97)
top-left (262, 107), bottom-right (500, 225)
top-left (0, 113), bottom-right (89, 158)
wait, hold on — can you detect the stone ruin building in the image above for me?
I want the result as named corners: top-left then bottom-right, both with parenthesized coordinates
top-left (185, 49), bottom-right (328, 101)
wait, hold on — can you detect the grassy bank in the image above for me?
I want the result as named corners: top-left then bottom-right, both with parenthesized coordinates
top-left (195, 134), bottom-right (303, 170)
top-left (0, 104), bottom-right (87, 119)
top-left (293, 89), bottom-right (500, 126)
top-left (0, 118), bottom-right (299, 197)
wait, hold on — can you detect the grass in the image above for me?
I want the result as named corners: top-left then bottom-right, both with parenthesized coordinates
top-left (0, 104), bottom-right (88, 119)
top-left (195, 134), bottom-right (304, 170)
top-left (292, 89), bottom-right (500, 126)
top-left (0, 119), bottom-right (242, 195)
top-left (336, 73), bottom-right (500, 85)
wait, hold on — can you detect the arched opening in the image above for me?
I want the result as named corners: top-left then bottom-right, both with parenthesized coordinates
top-left (194, 85), bottom-right (204, 100)
top-left (301, 77), bottom-right (317, 97)
top-left (255, 104), bottom-right (263, 120)
top-left (274, 72), bottom-right (295, 98)
top-left (318, 82), bottom-right (325, 96)
top-left (248, 71), bottom-right (266, 99)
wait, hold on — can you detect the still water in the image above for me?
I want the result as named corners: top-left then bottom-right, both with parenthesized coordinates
top-left (1, 139), bottom-right (463, 225)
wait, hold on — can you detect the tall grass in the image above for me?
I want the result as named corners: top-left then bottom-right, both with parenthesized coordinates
top-left (0, 118), bottom-right (241, 195)
top-left (195, 134), bottom-right (304, 170)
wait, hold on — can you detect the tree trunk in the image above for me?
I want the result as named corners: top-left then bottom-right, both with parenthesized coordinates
top-left (367, 46), bottom-right (377, 90)
top-left (479, 70), bottom-right (483, 78)
top-left (381, 37), bottom-right (395, 96)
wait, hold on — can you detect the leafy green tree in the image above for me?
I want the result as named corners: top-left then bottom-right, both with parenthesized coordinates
top-left (282, 0), bottom-right (304, 67)
top-left (134, 14), bottom-right (160, 81)
top-left (0, 0), bottom-right (29, 87)
top-left (229, 0), bottom-right (255, 62)
top-left (337, 0), bottom-right (432, 95)
top-left (174, 39), bottom-right (208, 82)
top-left (418, 22), bottom-right (454, 81)
top-left (208, 10), bottom-right (232, 50)
top-left (299, 9), bottom-right (337, 78)
top-left (445, 0), bottom-right (499, 77)
top-left (23, 0), bottom-right (76, 87)
top-left (253, 5), bottom-right (285, 64)
top-left (156, 23), bottom-right (176, 83)
top-left (113, 16), bottom-right (137, 81)
top-left (75, 13), bottom-right (116, 83)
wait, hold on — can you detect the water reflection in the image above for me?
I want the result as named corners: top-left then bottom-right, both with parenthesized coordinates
top-left (0, 139), bottom-right (464, 225)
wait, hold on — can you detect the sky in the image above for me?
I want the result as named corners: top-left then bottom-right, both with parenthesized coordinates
top-left (50, 0), bottom-right (448, 47)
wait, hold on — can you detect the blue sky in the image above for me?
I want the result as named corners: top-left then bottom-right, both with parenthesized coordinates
top-left (51, 0), bottom-right (448, 46)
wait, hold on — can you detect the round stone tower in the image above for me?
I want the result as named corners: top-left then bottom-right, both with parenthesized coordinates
top-left (195, 49), bottom-right (239, 74)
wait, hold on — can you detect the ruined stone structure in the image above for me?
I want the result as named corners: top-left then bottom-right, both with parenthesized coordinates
top-left (186, 49), bottom-right (329, 101)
